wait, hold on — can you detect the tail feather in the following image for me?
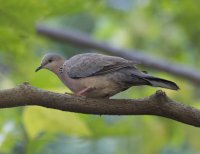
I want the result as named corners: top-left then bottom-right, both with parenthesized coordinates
top-left (145, 76), bottom-right (179, 90)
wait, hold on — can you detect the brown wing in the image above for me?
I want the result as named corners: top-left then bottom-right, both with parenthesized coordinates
top-left (64, 53), bottom-right (137, 79)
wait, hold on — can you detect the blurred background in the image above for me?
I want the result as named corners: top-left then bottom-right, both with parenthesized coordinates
top-left (0, 0), bottom-right (200, 154)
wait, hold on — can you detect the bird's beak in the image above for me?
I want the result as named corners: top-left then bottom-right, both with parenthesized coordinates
top-left (35, 66), bottom-right (43, 72)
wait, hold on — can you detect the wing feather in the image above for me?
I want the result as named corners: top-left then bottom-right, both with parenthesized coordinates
top-left (64, 53), bottom-right (136, 79)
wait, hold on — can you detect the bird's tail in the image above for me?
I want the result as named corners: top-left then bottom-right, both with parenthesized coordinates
top-left (145, 76), bottom-right (179, 90)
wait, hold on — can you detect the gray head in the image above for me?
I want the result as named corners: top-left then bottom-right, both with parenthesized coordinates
top-left (35, 53), bottom-right (65, 72)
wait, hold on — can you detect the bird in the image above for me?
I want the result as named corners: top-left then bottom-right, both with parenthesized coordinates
top-left (35, 53), bottom-right (179, 98)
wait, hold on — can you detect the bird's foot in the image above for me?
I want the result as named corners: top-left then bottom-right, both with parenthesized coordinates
top-left (76, 87), bottom-right (95, 95)
top-left (65, 87), bottom-right (95, 98)
top-left (74, 93), bottom-right (86, 98)
top-left (73, 87), bottom-right (96, 98)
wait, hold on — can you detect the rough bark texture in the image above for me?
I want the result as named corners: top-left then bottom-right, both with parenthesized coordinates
top-left (36, 25), bottom-right (200, 85)
top-left (1, 82), bottom-right (200, 127)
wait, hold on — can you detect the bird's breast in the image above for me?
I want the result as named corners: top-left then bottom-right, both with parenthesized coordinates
top-left (78, 75), bottom-right (123, 98)
top-left (58, 72), bottom-right (128, 98)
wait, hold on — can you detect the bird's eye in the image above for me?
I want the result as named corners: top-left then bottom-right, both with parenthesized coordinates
top-left (48, 59), bottom-right (52, 63)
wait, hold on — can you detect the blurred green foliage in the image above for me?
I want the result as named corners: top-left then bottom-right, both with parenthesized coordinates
top-left (0, 0), bottom-right (200, 154)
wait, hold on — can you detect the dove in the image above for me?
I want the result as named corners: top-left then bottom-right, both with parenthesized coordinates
top-left (35, 53), bottom-right (179, 98)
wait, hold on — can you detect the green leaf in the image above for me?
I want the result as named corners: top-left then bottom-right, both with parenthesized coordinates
top-left (23, 107), bottom-right (91, 139)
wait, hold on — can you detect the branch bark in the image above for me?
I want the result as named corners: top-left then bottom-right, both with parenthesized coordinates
top-left (1, 82), bottom-right (200, 127)
top-left (36, 25), bottom-right (200, 85)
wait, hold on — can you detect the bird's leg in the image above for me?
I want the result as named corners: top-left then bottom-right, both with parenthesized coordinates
top-left (75, 87), bottom-right (95, 96)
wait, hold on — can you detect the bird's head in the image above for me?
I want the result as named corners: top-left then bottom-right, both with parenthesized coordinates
top-left (35, 53), bottom-right (65, 72)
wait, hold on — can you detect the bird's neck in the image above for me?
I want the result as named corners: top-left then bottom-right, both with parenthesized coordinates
top-left (50, 60), bottom-right (65, 75)
top-left (50, 60), bottom-right (70, 84)
top-left (49, 60), bottom-right (79, 92)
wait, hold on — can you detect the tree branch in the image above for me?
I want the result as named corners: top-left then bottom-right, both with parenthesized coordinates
top-left (1, 82), bottom-right (200, 127)
top-left (36, 24), bottom-right (200, 85)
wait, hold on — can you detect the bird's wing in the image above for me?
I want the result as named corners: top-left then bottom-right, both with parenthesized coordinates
top-left (64, 53), bottom-right (137, 79)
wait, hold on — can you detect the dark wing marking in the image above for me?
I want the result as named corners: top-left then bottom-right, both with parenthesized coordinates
top-left (93, 63), bottom-right (134, 75)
